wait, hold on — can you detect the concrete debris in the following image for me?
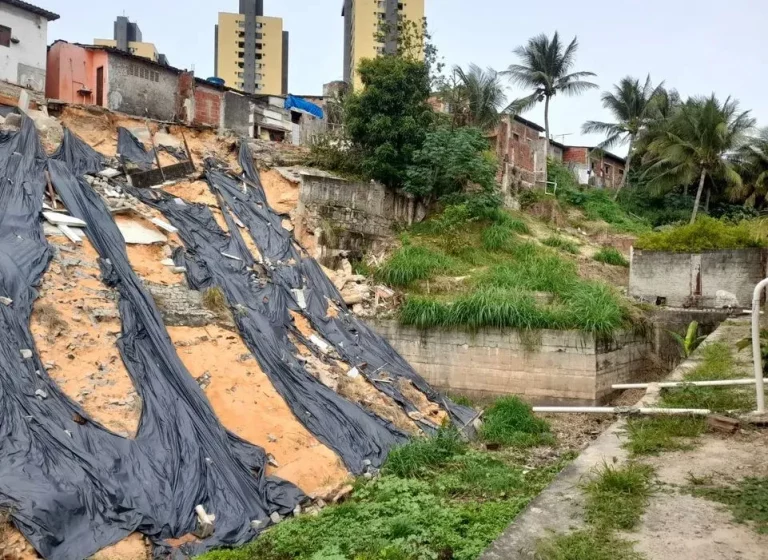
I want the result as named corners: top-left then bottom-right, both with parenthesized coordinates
top-left (98, 168), bottom-right (121, 179)
top-left (309, 334), bottom-right (330, 354)
top-left (161, 258), bottom-right (176, 267)
top-left (35, 389), bottom-right (48, 400)
top-left (57, 224), bottom-right (83, 244)
top-left (332, 484), bottom-right (354, 504)
top-left (346, 367), bottom-right (360, 379)
top-left (250, 519), bottom-right (263, 531)
top-left (116, 220), bottom-right (167, 245)
top-left (42, 211), bottom-right (87, 227)
top-left (150, 217), bottom-right (178, 234)
top-left (193, 505), bottom-right (215, 539)
top-left (267, 454), bottom-right (280, 468)
top-left (27, 110), bottom-right (64, 147)
top-left (715, 290), bottom-right (739, 308)
top-left (3, 113), bottom-right (22, 129)
top-left (172, 266), bottom-right (187, 274)
top-left (267, 434), bottom-right (278, 443)
top-left (269, 512), bottom-right (282, 524)
top-left (20, 349), bottom-right (33, 359)
top-left (291, 288), bottom-right (307, 309)
top-left (375, 286), bottom-right (395, 300)
top-left (196, 371), bottom-right (211, 390)
top-left (0, 296), bottom-right (12, 306)
top-left (707, 414), bottom-right (740, 434)
top-left (293, 504), bottom-right (301, 517)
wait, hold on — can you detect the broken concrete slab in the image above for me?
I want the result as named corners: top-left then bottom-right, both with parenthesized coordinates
top-left (20, 349), bottom-right (33, 359)
top-left (116, 220), bottom-right (167, 245)
top-left (149, 217), bottom-right (178, 234)
top-left (57, 224), bottom-right (83, 244)
top-left (42, 211), bottom-right (87, 227)
top-left (98, 168), bottom-right (121, 179)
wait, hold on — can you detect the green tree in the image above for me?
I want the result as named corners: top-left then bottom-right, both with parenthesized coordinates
top-left (345, 55), bottom-right (434, 187)
top-left (404, 127), bottom-right (497, 201)
top-left (582, 75), bottom-right (664, 197)
top-left (731, 128), bottom-right (768, 208)
top-left (449, 64), bottom-right (507, 131)
top-left (644, 95), bottom-right (755, 223)
top-left (503, 32), bottom-right (598, 143)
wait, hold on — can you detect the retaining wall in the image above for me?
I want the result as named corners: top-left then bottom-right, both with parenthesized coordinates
top-left (371, 319), bottom-right (651, 405)
top-left (630, 247), bottom-right (767, 308)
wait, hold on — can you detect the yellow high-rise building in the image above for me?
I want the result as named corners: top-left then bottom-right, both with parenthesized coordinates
top-left (94, 16), bottom-right (168, 65)
top-left (215, 0), bottom-right (288, 96)
top-left (342, 0), bottom-right (425, 90)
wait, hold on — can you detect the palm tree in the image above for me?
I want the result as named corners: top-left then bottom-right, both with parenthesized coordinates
top-left (730, 128), bottom-right (768, 208)
top-left (644, 95), bottom-right (755, 223)
top-left (502, 32), bottom-right (598, 144)
top-left (451, 64), bottom-right (507, 131)
top-left (582, 75), bottom-right (664, 197)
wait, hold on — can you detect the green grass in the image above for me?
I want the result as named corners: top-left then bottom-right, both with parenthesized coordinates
top-left (690, 477), bottom-right (768, 534)
top-left (583, 462), bottom-right (654, 531)
top-left (482, 223), bottom-right (515, 251)
top-left (480, 397), bottom-right (554, 448)
top-left (376, 245), bottom-right (454, 287)
top-left (535, 530), bottom-right (645, 560)
top-left (202, 287), bottom-right (228, 314)
top-left (594, 247), bottom-right (629, 267)
top-left (625, 416), bottom-right (707, 456)
top-left (199, 419), bottom-right (574, 560)
top-left (660, 342), bottom-right (755, 413)
top-left (542, 236), bottom-right (580, 254)
top-left (635, 216), bottom-right (766, 252)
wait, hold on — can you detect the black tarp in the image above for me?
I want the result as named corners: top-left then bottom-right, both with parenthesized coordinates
top-left (50, 128), bottom-right (105, 176)
top-left (116, 127), bottom-right (155, 170)
top-left (0, 120), bottom-right (303, 560)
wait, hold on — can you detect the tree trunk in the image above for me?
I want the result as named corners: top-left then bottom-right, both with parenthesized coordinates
top-left (683, 184), bottom-right (689, 196)
top-left (613, 134), bottom-right (634, 200)
top-left (544, 95), bottom-right (551, 145)
top-left (690, 169), bottom-right (707, 224)
top-left (705, 186), bottom-right (711, 213)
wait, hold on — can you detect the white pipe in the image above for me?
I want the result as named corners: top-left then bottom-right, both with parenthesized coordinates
top-left (752, 279), bottom-right (768, 414)
top-left (532, 407), bottom-right (710, 415)
top-left (613, 379), bottom-right (767, 389)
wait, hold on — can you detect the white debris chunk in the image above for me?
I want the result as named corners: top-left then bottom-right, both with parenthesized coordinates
top-left (291, 288), bottom-right (307, 309)
top-left (150, 217), bottom-right (178, 234)
top-left (309, 335), bottom-right (330, 354)
top-left (42, 211), bottom-right (87, 227)
top-left (98, 168), bottom-right (122, 179)
top-left (347, 367), bottom-right (360, 379)
top-left (57, 224), bottom-right (83, 244)
top-left (20, 349), bottom-right (33, 359)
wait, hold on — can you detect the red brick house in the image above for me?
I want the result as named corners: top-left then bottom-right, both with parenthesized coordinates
top-left (553, 142), bottom-right (626, 189)
top-left (491, 114), bottom-right (548, 202)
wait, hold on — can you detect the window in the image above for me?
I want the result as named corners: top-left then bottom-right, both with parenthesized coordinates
top-left (0, 25), bottom-right (11, 48)
top-left (129, 64), bottom-right (159, 83)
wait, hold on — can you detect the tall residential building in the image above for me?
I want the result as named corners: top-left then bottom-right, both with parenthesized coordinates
top-left (94, 16), bottom-right (168, 65)
top-left (342, 0), bottom-right (425, 90)
top-left (215, 0), bottom-right (289, 96)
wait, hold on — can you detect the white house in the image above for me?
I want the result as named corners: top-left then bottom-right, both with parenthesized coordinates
top-left (0, 0), bottom-right (59, 94)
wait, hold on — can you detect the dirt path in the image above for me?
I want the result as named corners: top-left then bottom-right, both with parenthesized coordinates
top-left (626, 430), bottom-right (768, 560)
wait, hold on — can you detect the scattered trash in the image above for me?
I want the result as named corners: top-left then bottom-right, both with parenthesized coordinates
top-left (0, 296), bottom-right (12, 306)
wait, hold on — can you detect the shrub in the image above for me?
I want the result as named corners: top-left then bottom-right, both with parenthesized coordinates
top-left (593, 247), bottom-right (629, 267)
top-left (480, 396), bottom-right (553, 447)
top-left (377, 246), bottom-right (453, 287)
top-left (634, 216), bottom-right (766, 252)
top-left (542, 236), bottom-right (580, 254)
top-left (385, 427), bottom-right (467, 478)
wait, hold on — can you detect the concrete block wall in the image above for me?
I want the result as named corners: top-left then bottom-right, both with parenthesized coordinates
top-left (630, 247), bottom-right (767, 308)
top-left (371, 319), bottom-right (651, 405)
top-left (107, 55), bottom-right (178, 121)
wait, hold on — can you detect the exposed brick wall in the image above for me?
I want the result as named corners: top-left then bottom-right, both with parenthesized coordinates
top-left (494, 115), bottom-right (547, 199)
top-left (177, 71), bottom-right (194, 123)
top-left (194, 85), bottom-right (223, 128)
top-left (563, 147), bottom-right (589, 165)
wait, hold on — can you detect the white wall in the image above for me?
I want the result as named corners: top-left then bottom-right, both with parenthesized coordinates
top-left (0, 3), bottom-right (49, 91)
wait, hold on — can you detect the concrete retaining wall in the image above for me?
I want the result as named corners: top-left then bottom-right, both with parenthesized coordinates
top-left (371, 319), bottom-right (651, 405)
top-left (630, 247), bottom-right (767, 308)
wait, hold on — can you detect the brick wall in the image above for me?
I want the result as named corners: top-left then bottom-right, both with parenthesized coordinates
top-left (494, 115), bottom-right (547, 200)
top-left (371, 320), bottom-right (651, 405)
top-left (629, 248), bottom-right (767, 308)
top-left (563, 147), bottom-right (589, 165)
top-left (194, 84), bottom-right (223, 128)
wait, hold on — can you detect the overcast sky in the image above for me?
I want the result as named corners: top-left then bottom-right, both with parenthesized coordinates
top-left (41, 0), bottom-right (767, 154)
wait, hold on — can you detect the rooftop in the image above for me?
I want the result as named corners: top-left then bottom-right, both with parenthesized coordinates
top-left (1, 0), bottom-right (60, 20)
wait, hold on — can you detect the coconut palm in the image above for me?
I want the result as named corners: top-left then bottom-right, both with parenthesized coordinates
top-left (644, 95), bottom-right (755, 223)
top-left (451, 64), bottom-right (507, 130)
top-left (730, 128), bottom-right (768, 208)
top-left (502, 32), bottom-right (598, 143)
top-left (582, 75), bottom-right (664, 197)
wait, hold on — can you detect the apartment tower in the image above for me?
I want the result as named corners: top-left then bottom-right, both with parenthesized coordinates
top-left (94, 16), bottom-right (168, 64)
top-left (215, 0), bottom-right (288, 95)
top-left (342, 0), bottom-right (425, 90)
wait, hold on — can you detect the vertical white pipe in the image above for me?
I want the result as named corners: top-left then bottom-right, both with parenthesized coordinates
top-left (751, 279), bottom-right (768, 414)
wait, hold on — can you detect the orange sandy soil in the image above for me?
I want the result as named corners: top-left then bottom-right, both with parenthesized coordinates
top-left (32, 237), bottom-right (140, 437)
top-left (260, 169), bottom-right (299, 215)
top-left (167, 325), bottom-right (348, 493)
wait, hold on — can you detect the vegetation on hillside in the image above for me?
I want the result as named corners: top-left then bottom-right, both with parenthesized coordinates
top-left (634, 216), bottom-right (766, 252)
top-left (199, 401), bottom-right (574, 560)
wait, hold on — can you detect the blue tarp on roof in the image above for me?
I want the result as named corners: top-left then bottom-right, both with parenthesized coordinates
top-left (284, 95), bottom-right (324, 119)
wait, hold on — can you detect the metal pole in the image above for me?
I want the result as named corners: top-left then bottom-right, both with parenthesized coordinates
top-left (613, 379), bottom-right (767, 390)
top-left (752, 279), bottom-right (768, 414)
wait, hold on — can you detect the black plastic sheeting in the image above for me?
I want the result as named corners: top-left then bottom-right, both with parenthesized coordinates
top-left (50, 128), bottom-right (105, 176)
top-left (1, 121), bottom-right (303, 560)
top-left (117, 127), bottom-right (155, 170)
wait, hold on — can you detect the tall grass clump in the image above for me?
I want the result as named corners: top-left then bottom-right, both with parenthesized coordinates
top-left (583, 462), bottom-right (654, 530)
top-left (202, 286), bottom-right (228, 314)
top-left (542, 236), bottom-right (580, 254)
top-left (625, 416), bottom-right (706, 456)
top-left (399, 296), bottom-right (450, 329)
top-left (384, 426), bottom-right (467, 478)
top-left (480, 397), bottom-right (554, 447)
top-left (377, 245), bottom-right (453, 287)
top-left (478, 242), bottom-right (579, 293)
top-left (635, 216), bottom-right (766, 252)
top-left (482, 223), bottom-right (514, 251)
top-left (594, 247), bottom-right (629, 267)
top-left (560, 282), bottom-right (627, 334)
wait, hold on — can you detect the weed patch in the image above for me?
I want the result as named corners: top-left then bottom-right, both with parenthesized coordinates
top-left (594, 247), bottom-right (629, 267)
top-left (482, 223), bottom-right (515, 251)
top-left (634, 216), bottom-right (766, 252)
top-left (625, 416), bottom-right (706, 456)
top-left (542, 236), bottom-right (580, 254)
top-left (202, 286), bottom-right (228, 314)
top-left (583, 462), bottom-right (654, 530)
top-left (480, 397), bottom-right (554, 448)
top-left (690, 476), bottom-right (768, 534)
top-left (33, 302), bottom-right (68, 334)
top-left (535, 529), bottom-right (645, 560)
top-left (377, 245), bottom-right (454, 287)
top-left (384, 427), bottom-right (467, 478)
